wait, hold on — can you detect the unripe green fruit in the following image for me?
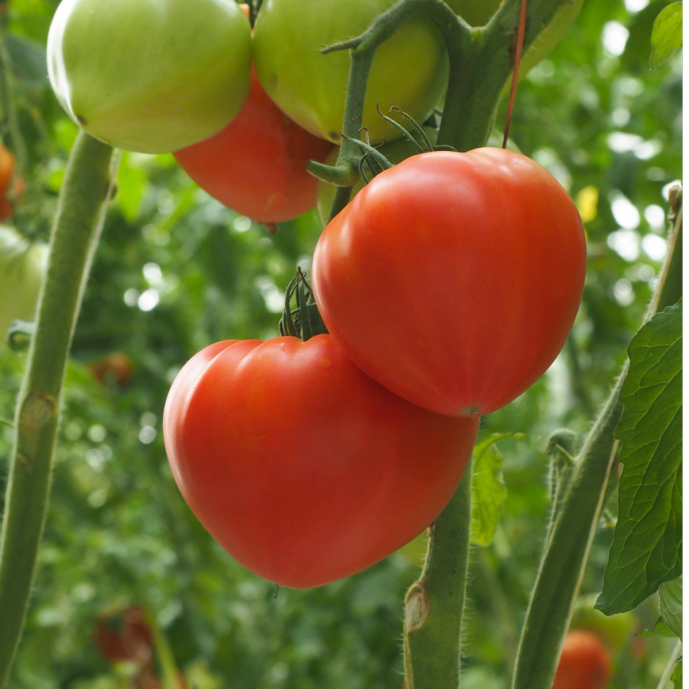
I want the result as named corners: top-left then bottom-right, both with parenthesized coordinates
top-left (445, 0), bottom-right (584, 76)
top-left (253, 0), bottom-right (448, 145)
top-left (0, 226), bottom-right (48, 341)
top-left (47, 0), bottom-right (252, 153)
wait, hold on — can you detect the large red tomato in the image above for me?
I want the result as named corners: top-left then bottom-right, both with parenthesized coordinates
top-left (163, 335), bottom-right (478, 588)
top-left (174, 70), bottom-right (333, 224)
top-left (553, 631), bottom-right (612, 689)
top-left (312, 149), bottom-right (586, 417)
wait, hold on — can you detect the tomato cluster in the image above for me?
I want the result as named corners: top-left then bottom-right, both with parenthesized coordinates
top-left (45, 0), bottom-right (586, 588)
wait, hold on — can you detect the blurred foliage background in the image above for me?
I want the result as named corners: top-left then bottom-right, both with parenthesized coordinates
top-left (0, 0), bottom-right (682, 686)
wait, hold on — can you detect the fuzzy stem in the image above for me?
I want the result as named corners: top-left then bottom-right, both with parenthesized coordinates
top-left (403, 464), bottom-right (472, 689)
top-left (511, 192), bottom-right (683, 689)
top-left (0, 132), bottom-right (116, 687)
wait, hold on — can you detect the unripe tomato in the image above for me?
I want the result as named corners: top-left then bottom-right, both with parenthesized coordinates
top-left (253, 0), bottom-right (448, 144)
top-left (570, 596), bottom-right (637, 654)
top-left (163, 335), bottom-right (478, 588)
top-left (47, 0), bottom-right (252, 153)
top-left (444, 0), bottom-right (584, 76)
top-left (0, 226), bottom-right (48, 341)
top-left (175, 70), bottom-right (333, 224)
top-left (312, 149), bottom-right (586, 417)
top-left (0, 145), bottom-right (24, 221)
top-left (553, 631), bottom-right (612, 689)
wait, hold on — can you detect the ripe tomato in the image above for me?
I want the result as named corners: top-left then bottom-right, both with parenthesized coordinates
top-left (0, 226), bottom-right (48, 341)
top-left (163, 335), bottom-right (478, 588)
top-left (0, 145), bottom-right (24, 221)
top-left (89, 352), bottom-right (134, 388)
top-left (445, 0), bottom-right (584, 76)
top-left (47, 0), bottom-right (252, 153)
top-left (553, 631), bottom-right (612, 689)
top-left (175, 70), bottom-right (333, 224)
top-left (312, 149), bottom-right (586, 417)
top-left (94, 606), bottom-right (154, 667)
top-left (253, 0), bottom-right (448, 144)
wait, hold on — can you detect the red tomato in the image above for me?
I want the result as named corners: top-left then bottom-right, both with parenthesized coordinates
top-left (312, 149), bottom-right (586, 417)
top-left (174, 70), bottom-right (333, 224)
top-left (163, 335), bottom-right (478, 588)
top-left (553, 631), bottom-right (612, 689)
top-left (89, 352), bottom-right (134, 387)
top-left (94, 606), bottom-right (154, 667)
top-left (0, 145), bottom-right (24, 221)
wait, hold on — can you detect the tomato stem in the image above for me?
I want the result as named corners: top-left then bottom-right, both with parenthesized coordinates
top-left (510, 191), bottom-right (683, 689)
top-left (0, 132), bottom-right (116, 687)
top-left (502, 0), bottom-right (528, 148)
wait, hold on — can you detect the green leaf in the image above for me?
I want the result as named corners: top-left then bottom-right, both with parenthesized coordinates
top-left (650, 3), bottom-right (683, 68)
top-left (598, 300), bottom-right (683, 614)
top-left (672, 659), bottom-right (683, 688)
top-left (470, 433), bottom-right (522, 547)
top-left (4, 34), bottom-right (48, 87)
top-left (638, 618), bottom-right (677, 638)
top-left (660, 575), bottom-right (683, 640)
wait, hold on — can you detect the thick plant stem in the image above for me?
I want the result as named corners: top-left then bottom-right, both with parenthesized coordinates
top-left (0, 132), bottom-right (115, 688)
top-left (511, 196), bottom-right (683, 689)
top-left (403, 464), bottom-right (472, 689)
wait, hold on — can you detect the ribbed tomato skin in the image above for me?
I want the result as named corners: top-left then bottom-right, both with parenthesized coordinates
top-left (553, 631), bottom-right (613, 689)
top-left (312, 149), bottom-right (586, 417)
top-left (163, 335), bottom-right (479, 588)
top-left (174, 71), bottom-right (332, 223)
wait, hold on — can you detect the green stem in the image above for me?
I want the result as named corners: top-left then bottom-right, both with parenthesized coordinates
top-left (403, 464), bottom-right (472, 689)
top-left (511, 192), bottom-right (683, 689)
top-left (656, 640), bottom-right (682, 689)
top-left (0, 132), bottom-right (115, 687)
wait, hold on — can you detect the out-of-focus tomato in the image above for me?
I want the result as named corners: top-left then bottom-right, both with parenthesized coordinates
top-left (0, 145), bottom-right (24, 221)
top-left (175, 70), bottom-right (333, 224)
top-left (94, 606), bottom-right (154, 667)
top-left (552, 631), bottom-right (612, 689)
top-left (313, 149), bottom-right (586, 417)
top-left (88, 352), bottom-right (134, 388)
top-left (253, 0), bottom-right (448, 144)
top-left (163, 335), bottom-right (479, 588)
top-left (0, 226), bottom-right (48, 341)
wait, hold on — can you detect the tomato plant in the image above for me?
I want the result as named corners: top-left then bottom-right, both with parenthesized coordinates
top-left (163, 335), bottom-right (478, 588)
top-left (313, 148), bottom-right (586, 417)
top-left (253, 0), bottom-right (448, 144)
top-left (47, 0), bottom-right (252, 153)
top-left (0, 227), bottom-right (48, 340)
top-left (175, 70), bottom-right (333, 224)
top-left (552, 631), bottom-right (613, 689)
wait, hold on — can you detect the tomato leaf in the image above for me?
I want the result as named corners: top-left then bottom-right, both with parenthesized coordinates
top-left (650, 3), bottom-right (683, 69)
top-left (4, 34), bottom-right (47, 88)
top-left (597, 300), bottom-right (682, 614)
top-left (660, 576), bottom-right (683, 640)
top-left (470, 433), bottom-right (522, 547)
top-left (638, 618), bottom-right (677, 638)
top-left (672, 659), bottom-right (683, 688)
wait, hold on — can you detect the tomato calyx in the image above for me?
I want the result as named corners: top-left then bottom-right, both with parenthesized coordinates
top-left (279, 268), bottom-right (328, 342)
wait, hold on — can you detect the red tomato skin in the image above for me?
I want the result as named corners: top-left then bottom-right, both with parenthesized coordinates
top-left (553, 631), bottom-right (613, 689)
top-left (163, 335), bottom-right (478, 588)
top-left (174, 71), bottom-right (333, 223)
top-left (312, 149), bottom-right (586, 417)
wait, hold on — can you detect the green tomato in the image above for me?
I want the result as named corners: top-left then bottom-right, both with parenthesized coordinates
top-left (253, 0), bottom-right (448, 145)
top-left (445, 0), bottom-right (584, 76)
top-left (48, 0), bottom-right (252, 153)
top-left (0, 227), bottom-right (48, 341)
